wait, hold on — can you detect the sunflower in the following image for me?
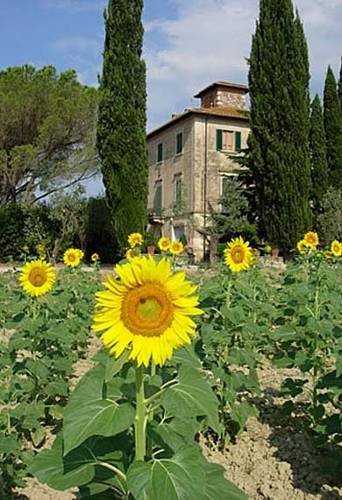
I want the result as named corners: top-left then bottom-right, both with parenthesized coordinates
top-left (170, 240), bottom-right (184, 255)
top-left (91, 253), bottom-right (100, 262)
top-left (158, 237), bottom-right (171, 252)
top-left (224, 236), bottom-right (253, 272)
top-left (93, 256), bottom-right (203, 367)
top-left (19, 260), bottom-right (56, 297)
top-left (63, 248), bottom-right (81, 268)
top-left (128, 232), bottom-right (143, 248)
top-left (297, 239), bottom-right (306, 254)
top-left (126, 249), bottom-right (141, 261)
top-left (331, 240), bottom-right (342, 257)
top-left (303, 231), bottom-right (319, 248)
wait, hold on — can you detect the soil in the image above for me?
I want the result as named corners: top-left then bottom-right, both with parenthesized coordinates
top-left (204, 360), bottom-right (342, 500)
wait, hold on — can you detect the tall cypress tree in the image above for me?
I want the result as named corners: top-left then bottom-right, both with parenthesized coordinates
top-left (97, 0), bottom-right (148, 251)
top-left (248, 0), bottom-right (312, 254)
top-left (309, 95), bottom-right (329, 209)
top-left (338, 57), bottom-right (342, 106)
top-left (323, 66), bottom-right (342, 187)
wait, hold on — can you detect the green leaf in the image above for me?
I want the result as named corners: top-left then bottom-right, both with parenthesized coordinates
top-left (127, 445), bottom-right (205, 500)
top-left (148, 417), bottom-right (199, 453)
top-left (160, 367), bottom-right (220, 433)
top-left (29, 435), bottom-right (93, 490)
top-left (203, 461), bottom-right (247, 500)
top-left (63, 400), bottom-right (134, 455)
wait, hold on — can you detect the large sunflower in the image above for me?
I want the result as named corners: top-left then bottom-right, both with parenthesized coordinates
top-left (63, 248), bottom-right (81, 268)
top-left (331, 240), bottom-right (342, 257)
top-left (19, 260), bottom-right (56, 297)
top-left (93, 256), bottom-right (203, 367)
top-left (303, 231), bottom-right (319, 248)
top-left (224, 237), bottom-right (253, 272)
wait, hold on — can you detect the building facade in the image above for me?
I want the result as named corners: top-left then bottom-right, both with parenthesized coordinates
top-left (147, 81), bottom-right (250, 261)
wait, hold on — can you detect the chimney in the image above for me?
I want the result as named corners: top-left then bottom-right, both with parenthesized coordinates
top-left (194, 81), bottom-right (248, 110)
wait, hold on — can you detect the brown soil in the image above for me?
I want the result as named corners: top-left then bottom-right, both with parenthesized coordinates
top-left (204, 360), bottom-right (342, 500)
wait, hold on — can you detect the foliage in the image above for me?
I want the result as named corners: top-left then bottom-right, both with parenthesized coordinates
top-left (210, 177), bottom-right (248, 239)
top-left (0, 268), bottom-right (99, 496)
top-left (85, 197), bottom-right (117, 262)
top-left (29, 346), bottom-right (246, 499)
top-left (310, 95), bottom-right (329, 210)
top-left (317, 187), bottom-right (342, 243)
top-left (97, 0), bottom-right (148, 252)
top-left (248, 0), bottom-right (312, 254)
top-left (0, 65), bottom-right (97, 206)
top-left (323, 66), bottom-right (342, 187)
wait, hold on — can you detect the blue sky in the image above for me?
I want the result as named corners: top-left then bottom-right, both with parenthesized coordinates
top-left (1, 0), bottom-right (342, 195)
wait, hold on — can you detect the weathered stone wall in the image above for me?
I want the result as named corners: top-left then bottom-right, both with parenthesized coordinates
top-left (200, 87), bottom-right (247, 110)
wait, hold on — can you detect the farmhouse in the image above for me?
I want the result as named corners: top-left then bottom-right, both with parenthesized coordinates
top-left (147, 81), bottom-right (250, 261)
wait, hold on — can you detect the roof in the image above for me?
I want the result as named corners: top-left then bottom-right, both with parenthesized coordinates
top-left (147, 106), bottom-right (249, 139)
top-left (194, 80), bottom-right (249, 98)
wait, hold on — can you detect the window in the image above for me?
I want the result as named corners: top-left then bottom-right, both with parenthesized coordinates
top-left (176, 132), bottom-right (183, 154)
top-left (216, 129), bottom-right (242, 152)
top-left (153, 181), bottom-right (162, 215)
top-left (174, 174), bottom-right (182, 205)
top-left (157, 143), bottom-right (163, 163)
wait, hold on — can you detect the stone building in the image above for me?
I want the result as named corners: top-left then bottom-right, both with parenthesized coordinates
top-left (147, 81), bottom-right (250, 261)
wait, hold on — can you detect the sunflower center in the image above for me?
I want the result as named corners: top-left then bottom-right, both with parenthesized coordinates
top-left (121, 284), bottom-right (174, 337)
top-left (231, 247), bottom-right (244, 263)
top-left (29, 268), bottom-right (47, 287)
top-left (68, 254), bottom-right (76, 261)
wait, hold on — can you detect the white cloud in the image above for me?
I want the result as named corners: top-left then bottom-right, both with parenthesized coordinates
top-left (146, 0), bottom-right (342, 129)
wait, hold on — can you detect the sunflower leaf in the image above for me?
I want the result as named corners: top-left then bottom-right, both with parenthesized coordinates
top-left (160, 367), bottom-right (220, 433)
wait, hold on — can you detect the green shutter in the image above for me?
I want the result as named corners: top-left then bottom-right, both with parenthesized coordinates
top-left (216, 129), bottom-right (223, 151)
top-left (154, 183), bottom-right (162, 215)
top-left (176, 133), bottom-right (183, 154)
top-left (157, 143), bottom-right (163, 162)
top-left (176, 178), bottom-right (182, 204)
top-left (235, 131), bottom-right (241, 151)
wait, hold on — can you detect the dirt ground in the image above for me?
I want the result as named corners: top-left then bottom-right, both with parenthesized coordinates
top-left (16, 354), bottom-right (341, 500)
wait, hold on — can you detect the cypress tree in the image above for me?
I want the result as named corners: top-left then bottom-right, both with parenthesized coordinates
top-left (97, 0), bottom-right (148, 251)
top-left (309, 95), bottom-right (329, 209)
top-left (338, 57), bottom-right (342, 106)
top-left (248, 0), bottom-right (312, 254)
top-left (323, 66), bottom-right (342, 187)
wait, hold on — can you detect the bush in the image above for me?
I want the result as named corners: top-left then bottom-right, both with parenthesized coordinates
top-left (0, 204), bottom-right (26, 261)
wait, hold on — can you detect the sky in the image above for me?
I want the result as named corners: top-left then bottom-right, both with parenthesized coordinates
top-left (1, 0), bottom-right (342, 194)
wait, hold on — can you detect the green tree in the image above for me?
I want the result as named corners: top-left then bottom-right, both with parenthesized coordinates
top-left (309, 95), bottom-right (329, 209)
top-left (248, 0), bottom-right (312, 254)
top-left (0, 65), bottom-right (97, 206)
top-left (323, 66), bottom-right (342, 186)
top-left (97, 0), bottom-right (148, 251)
top-left (338, 57), bottom-right (342, 106)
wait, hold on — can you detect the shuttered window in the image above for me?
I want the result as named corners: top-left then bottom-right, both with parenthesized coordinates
top-left (216, 129), bottom-right (223, 151)
top-left (235, 131), bottom-right (242, 151)
top-left (157, 143), bottom-right (163, 163)
top-left (176, 133), bottom-right (183, 154)
top-left (154, 182), bottom-right (162, 215)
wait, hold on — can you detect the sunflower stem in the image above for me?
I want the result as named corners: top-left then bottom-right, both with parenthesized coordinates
top-left (134, 365), bottom-right (146, 461)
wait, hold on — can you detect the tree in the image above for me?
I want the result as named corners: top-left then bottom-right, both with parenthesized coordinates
top-left (317, 187), bottom-right (342, 243)
top-left (0, 65), bottom-right (98, 206)
top-left (309, 95), bottom-right (329, 209)
top-left (248, 0), bottom-right (312, 254)
top-left (323, 66), bottom-right (342, 187)
top-left (338, 57), bottom-right (342, 106)
top-left (210, 176), bottom-right (248, 239)
top-left (97, 0), bottom-right (148, 251)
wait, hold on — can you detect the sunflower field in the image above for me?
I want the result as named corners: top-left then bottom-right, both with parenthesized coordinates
top-left (0, 233), bottom-right (341, 499)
